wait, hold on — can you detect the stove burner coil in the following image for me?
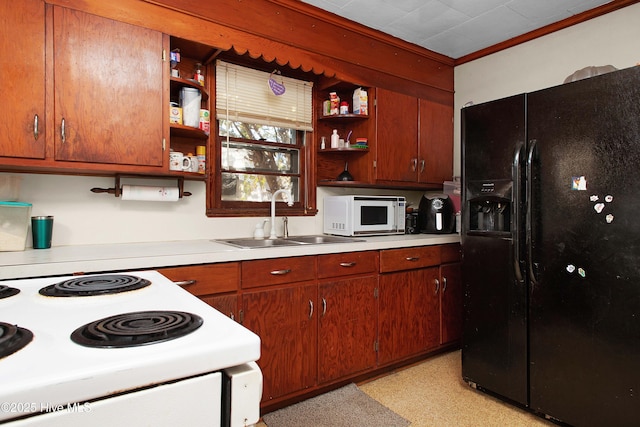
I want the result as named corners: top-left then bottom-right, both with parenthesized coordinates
top-left (71, 311), bottom-right (203, 348)
top-left (0, 285), bottom-right (20, 299)
top-left (39, 274), bottom-right (151, 297)
top-left (0, 322), bottom-right (34, 359)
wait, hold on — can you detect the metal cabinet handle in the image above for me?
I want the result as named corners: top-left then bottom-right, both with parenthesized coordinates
top-left (322, 297), bottom-right (327, 317)
top-left (33, 114), bottom-right (39, 141)
top-left (411, 158), bottom-right (417, 171)
top-left (309, 300), bottom-right (314, 319)
top-left (442, 277), bottom-right (447, 292)
top-left (339, 262), bottom-right (356, 268)
top-left (230, 312), bottom-right (235, 321)
top-left (434, 278), bottom-right (440, 294)
top-left (420, 159), bottom-right (425, 173)
top-left (239, 309), bottom-right (244, 324)
top-left (405, 257), bottom-right (420, 262)
top-left (270, 269), bottom-right (291, 275)
top-left (60, 118), bottom-right (66, 143)
top-left (174, 280), bottom-right (197, 287)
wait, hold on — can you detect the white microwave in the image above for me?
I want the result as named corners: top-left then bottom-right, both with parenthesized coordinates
top-left (323, 195), bottom-right (406, 236)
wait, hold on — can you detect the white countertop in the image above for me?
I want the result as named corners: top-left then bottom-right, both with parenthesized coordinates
top-left (0, 234), bottom-right (460, 280)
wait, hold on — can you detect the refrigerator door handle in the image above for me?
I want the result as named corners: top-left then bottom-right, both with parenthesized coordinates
top-left (526, 139), bottom-right (538, 285)
top-left (512, 141), bottom-right (525, 283)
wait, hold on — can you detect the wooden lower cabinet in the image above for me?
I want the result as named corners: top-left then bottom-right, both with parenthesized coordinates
top-left (378, 244), bottom-right (462, 366)
top-left (157, 263), bottom-right (240, 319)
top-left (378, 267), bottom-right (440, 364)
top-left (318, 275), bottom-right (378, 384)
top-left (241, 283), bottom-right (317, 402)
top-left (157, 245), bottom-right (461, 409)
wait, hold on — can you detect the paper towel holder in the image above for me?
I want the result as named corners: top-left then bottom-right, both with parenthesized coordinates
top-left (90, 174), bottom-right (192, 198)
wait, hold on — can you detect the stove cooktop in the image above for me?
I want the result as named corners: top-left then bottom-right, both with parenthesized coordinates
top-left (0, 285), bottom-right (20, 299)
top-left (39, 274), bottom-right (151, 297)
top-left (0, 322), bottom-right (33, 359)
top-left (71, 310), bottom-right (203, 348)
top-left (0, 270), bottom-right (260, 423)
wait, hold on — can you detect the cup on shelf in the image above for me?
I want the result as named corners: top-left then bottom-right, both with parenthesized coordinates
top-left (169, 151), bottom-right (192, 171)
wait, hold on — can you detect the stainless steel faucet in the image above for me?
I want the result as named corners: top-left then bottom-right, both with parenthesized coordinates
top-left (269, 189), bottom-right (293, 239)
top-left (283, 216), bottom-right (289, 239)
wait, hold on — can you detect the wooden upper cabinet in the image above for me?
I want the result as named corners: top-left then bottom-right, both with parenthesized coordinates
top-left (419, 98), bottom-right (453, 185)
top-left (375, 88), bottom-right (453, 187)
top-left (375, 88), bottom-right (418, 183)
top-left (53, 7), bottom-right (164, 166)
top-left (0, 0), bottom-right (46, 159)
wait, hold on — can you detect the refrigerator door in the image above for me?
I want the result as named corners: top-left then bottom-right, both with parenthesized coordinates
top-left (528, 66), bottom-right (640, 427)
top-left (461, 94), bottom-right (529, 406)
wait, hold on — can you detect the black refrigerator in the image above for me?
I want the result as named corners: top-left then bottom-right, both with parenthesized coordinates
top-left (461, 65), bottom-right (640, 427)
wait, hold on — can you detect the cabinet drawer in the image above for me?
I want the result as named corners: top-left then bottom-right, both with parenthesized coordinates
top-left (241, 256), bottom-right (316, 289)
top-left (318, 251), bottom-right (378, 279)
top-left (440, 243), bottom-right (462, 263)
top-left (157, 263), bottom-right (239, 296)
top-left (379, 246), bottom-right (441, 273)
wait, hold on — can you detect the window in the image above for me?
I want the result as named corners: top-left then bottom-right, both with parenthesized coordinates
top-left (207, 60), bottom-right (315, 217)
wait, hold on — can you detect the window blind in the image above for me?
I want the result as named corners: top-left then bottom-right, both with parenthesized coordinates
top-left (216, 60), bottom-right (313, 131)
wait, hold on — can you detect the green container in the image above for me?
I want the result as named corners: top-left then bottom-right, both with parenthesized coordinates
top-left (31, 215), bottom-right (54, 249)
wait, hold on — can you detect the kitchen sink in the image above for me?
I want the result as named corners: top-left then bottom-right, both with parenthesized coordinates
top-left (285, 235), bottom-right (363, 245)
top-left (216, 235), bottom-right (364, 249)
top-left (216, 238), bottom-right (305, 249)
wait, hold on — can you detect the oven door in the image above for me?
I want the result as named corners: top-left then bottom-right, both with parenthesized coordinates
top-left (353, 199), bottom-right (402, 234)
top-left (5, 373), bottom-right (221, 427)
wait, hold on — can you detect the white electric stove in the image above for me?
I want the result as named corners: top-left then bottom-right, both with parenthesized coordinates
top-left (0, 270), bottom-right (262, 426)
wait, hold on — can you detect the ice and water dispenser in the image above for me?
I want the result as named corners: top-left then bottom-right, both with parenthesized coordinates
top-left (466, 180), bottom-right (512, 234)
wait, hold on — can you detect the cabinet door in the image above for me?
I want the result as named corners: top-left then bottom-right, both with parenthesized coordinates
top-left (53, 7), bottom-right (163, 166)
top-left (0, 0), bottom-right (45, 159)
top-left (375, 88), bottom-right (418, 182)
top-left (378, 267), bottom-right (440, 365)
top-left (201, 293), bottom-right (239, 320)
top-left (440, 262), bottom-right (462, 345)
top-left (318, 276), bottom-right (377, 383)
top-left (242, 283), bottom-right (317, 402)
top-left (419, 98), bottom-right (453, 185)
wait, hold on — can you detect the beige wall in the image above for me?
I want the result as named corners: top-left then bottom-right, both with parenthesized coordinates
top-left (453, 2), bottom-right (640, 177)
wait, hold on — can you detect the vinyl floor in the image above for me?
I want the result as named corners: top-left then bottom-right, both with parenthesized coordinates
top-left (258, 350), bottom-right (555, 427)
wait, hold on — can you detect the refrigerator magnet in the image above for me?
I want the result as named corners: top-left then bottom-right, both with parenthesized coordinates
top-left (572, 176), bottom-right (587, 190)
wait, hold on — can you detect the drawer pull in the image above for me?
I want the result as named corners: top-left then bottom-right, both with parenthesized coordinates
top-left (322, 297), bottom-right (327, 317)
top-left (405, 257), bottom-right (420, 262)
top-left (174, 280), bottom-right (197, 287)
top-left (339, 262), bottom-right (356, 268)
top-left (442, 277), bottom-right (447, 292)
top-left (435, 278), bottom-right (440, 294)
top-left (309, 300), bottom-right (314, 319)
top-left (270, 269), bottom-right (291, 275)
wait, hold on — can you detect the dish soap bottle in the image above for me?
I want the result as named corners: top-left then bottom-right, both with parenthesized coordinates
top-left (330, 129), bottom-right (339, 149)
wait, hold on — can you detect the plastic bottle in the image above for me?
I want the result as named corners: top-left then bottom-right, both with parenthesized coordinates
top-left (320, 136), bottom-right (326, 150)
top-left (330, 129), bottom-right (339, 149)
top-left (194, 63), bottom-right (205, 86)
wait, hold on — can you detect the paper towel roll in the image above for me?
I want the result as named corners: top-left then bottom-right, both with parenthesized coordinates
top-left (121, 185), bottom-right (179, 202)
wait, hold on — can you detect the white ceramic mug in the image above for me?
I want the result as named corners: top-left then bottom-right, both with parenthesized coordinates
top-left (188, 155), bottom-right (199, 173)
top-left (169, 151), bottom-right (192, 171)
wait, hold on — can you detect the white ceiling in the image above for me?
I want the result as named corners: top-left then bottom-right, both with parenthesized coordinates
top-left (298, 0), bottom-right (613, 59)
